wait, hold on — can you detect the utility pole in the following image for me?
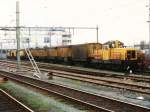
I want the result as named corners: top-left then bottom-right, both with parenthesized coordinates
top-left (147, 0), bottom-right (150, 48)
top-left (148, 0), bottom-right (150, 49)
top-left (0, 42), bottom-right (2, 59)
top-left (96, 25), bottom-right (99, 43)
top-left (16, 1), bottom-right (20, 69)
top-left (28, 27), bottom-right (31, 49)
top-left (49, 31), bottom-right (51, 47)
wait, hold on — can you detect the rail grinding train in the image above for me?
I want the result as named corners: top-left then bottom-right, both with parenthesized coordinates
top-left (7, 40), bottom-right (144, 72)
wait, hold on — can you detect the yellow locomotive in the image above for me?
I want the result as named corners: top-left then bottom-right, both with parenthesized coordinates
top-left (7, 40), bottom-right (140, 71)
top-left (100, 40), bottom-right (137, 70)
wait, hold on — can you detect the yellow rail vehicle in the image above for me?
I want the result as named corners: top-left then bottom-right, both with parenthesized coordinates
top-left (102, 48), bottom-right (137, 60)
top-left (7, 40), bottom-right (140, 71)
top-left (71, 43), bottom-right (102, 62)
top-left (100, 40), bottom-right (138, 70)
top-left (57, 46), bottom-right (72, 62)
top-left (7, 49), bottom-right (26, 60)
top-left (7, 50), bottom-right (17, 59)
top-left (30, 48), bottom-right (48, 60)
top-left (47, 47), bottom-right (57, 60)
top-left (100, 48), bottom-right (137, 69)
top-left (46, 43), bottom-right (102, 63)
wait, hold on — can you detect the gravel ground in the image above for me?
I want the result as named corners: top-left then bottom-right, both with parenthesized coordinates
top-left (48, 76), bottom-right (150, 108)
top-left (1, 66), bottom-right (150, 109)
top-left (0, 81), bottom-right (89, 112)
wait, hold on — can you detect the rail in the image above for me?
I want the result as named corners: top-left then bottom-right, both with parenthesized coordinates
top-left (0, 70), bottom-right (150, 112)
top-left (0, 89), bottom-right (34, 112)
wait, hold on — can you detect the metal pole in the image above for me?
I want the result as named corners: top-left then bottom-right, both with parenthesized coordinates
top-left (49, 32), bottom-right (51, 47)
top-left (27, 38), bottom-right (30, 49)
top-left (28, 28), bottom-right (31, 48)
top-left (0, 42), bottom-right (2, 59)
top-left (149, 0), bottom-right (150, 48)
top-left (16, 1), bottom-right (20, 69)
top-left (96, 25), bottom-right (99, 43)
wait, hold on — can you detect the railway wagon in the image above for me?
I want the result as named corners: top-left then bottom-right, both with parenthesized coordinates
top-left (30, 48), bottom-right (48, 61)
top-left (7, 49), bottom-right (26, 60)
top-left (6, 50), bottom-right (11, 58)
top-left (71, 43), bottom-right (102, 63)
top-left (7, 50), bottom-right (17, 59)
top-left (20, 49), bottom-right (26, 59)
top-left (57, 46), bottom-right (72, 62)
top-left (47, 47), bottom-right (57, 61)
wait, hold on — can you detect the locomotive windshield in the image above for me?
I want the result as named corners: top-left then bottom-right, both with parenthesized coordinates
top-left (127, 50), bottom-right (136, 59)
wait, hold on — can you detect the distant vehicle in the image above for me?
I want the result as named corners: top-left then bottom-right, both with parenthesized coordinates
top-left (141, 49), bottom-right (150, 68)
top-left (0, 50), bottom-right (7, 59)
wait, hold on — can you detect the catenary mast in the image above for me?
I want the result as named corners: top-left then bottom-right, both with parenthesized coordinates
top-left (16, 1), bottom-right (20, 69)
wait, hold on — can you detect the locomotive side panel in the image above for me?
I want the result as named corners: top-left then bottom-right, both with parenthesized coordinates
top-left (110, 48), bottom-right (126, 60)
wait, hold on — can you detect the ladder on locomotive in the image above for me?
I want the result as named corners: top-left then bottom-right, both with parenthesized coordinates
top-left (24, 48), bottom-right (41, 78)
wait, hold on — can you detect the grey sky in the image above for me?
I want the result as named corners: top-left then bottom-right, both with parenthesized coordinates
top-left (0, 0), bottom-right (149, 46)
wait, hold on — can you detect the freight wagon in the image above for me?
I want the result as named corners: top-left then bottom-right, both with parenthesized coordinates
top-left (71, 43), bottom-right (102, 62)
top-left (7, 41), bottom-right (142, 72)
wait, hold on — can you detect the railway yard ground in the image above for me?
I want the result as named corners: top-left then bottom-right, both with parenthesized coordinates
top-left (0, 85), bottom-right (33, 112)
top-left (0, 60), bottom-right (150, 112)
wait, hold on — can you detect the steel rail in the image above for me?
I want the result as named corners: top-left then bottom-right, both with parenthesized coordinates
top-left (0, 61), bottom-right (150, 95)
top-left (0, 89), bottom-right (34, 112)
top-left (3, 60), bottom-right (150, 82)
top-left (0, 70), bottom-right (150, 112)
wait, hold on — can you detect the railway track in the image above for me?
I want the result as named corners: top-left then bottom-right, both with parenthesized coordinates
top-left (37, 62), bottom-right (150, 82)
top-left (0, 89), bottom-right (33, 112)
top-left (50, 71), bottom-right (150, 95)
top-left (0, 70), bottom-right (150, 112)
top-left (0, 60), bottom-right (150, 95)
top-left (1, 60), bottom-right (150, 83)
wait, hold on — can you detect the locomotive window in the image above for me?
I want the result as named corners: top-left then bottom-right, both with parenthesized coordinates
top-left (132, 51), bottom-right (135, 58)
top-left (127, 50), bottom-right (135, 59)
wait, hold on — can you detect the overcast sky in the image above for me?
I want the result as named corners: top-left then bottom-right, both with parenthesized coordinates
top-left (0, 0), bottom-right (149, 46)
